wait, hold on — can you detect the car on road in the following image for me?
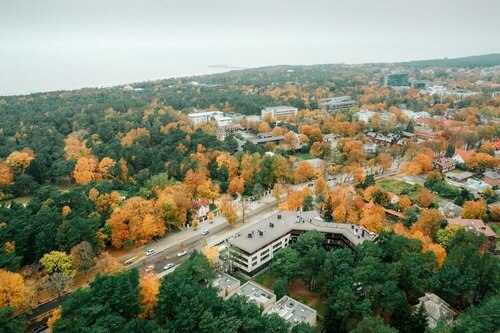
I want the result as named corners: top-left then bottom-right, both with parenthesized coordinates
top-left (308, 182), bottom-right (314, 187)
top-left (145, 265), bottom-right (155, 272)
top-left (146, 249), bottom-right (155, 256)
top-left (177, 250), bottom-right (187, 257)
top-left (163, 263), bottom-right (175, 270)
top-left (201, 229), bottom-right (209, 236)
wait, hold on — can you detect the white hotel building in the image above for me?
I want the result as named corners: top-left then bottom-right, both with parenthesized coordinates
top-left (228, 211), bottom-right (378, 276)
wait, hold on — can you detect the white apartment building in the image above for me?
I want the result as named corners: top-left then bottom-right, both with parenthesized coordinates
top-left (228, 211), bottom-right (377, 276)
top-left (261, 106), bottom-right (298, 120)
top-left (187, 110), bottom-right (225, 125)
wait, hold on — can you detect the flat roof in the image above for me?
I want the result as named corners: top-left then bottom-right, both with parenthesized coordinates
top-left (212, 272), bottom-right (240, 293)
top-left (262, 106), bottom-right (298, 111)
top-left (228, 211), bottom-right (377, 253)
top-left (264, 296), bottom-right (316, 326)
top-left (188, 111), bottom-right (223, 117)
top-left (233, 281), bottom-right (275, 305)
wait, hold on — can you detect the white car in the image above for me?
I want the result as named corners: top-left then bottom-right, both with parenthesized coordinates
top-left (177, 250), bottom-right (187, 257)
top-left (163, 263), bottom-right (175, 270)
top-left (201, 230), bottom-right (209, 236)
top-left (145, 265), bottom-right (155, 272)
top-left (146, 249), bottom-right (155, 256)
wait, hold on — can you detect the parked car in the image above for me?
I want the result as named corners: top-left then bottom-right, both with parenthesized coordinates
top-left (177, 250), bottom-right (187, 257)
top-left (201, 230), bottom-right (209, 236)
top-left (163, 263), bottom-right (175, 270)
top-left (146, 249), bottom-right (155, 256)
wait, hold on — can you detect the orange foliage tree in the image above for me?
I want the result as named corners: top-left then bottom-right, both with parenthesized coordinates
top-left (106, 197), bottom-right (165, 248)
top-left (138, 272), bottom-right (160, 318)
top-left (228, 176), bottom-right (245, 196)
top-left (359, 205), bottom-right (386, 233)
top-left (415, 187), bottom-right (435, 208)
top-left (120, 128), bottom-right (151, 147)
top-left (280, 188), bottom-right (312, 211)
top-left (295, 161), bottom-right (317, 183)
top-left (399, 196), bottom-right (412, 210)
top-left (6, 149), bottom-right (35, 171)
top-left (155, 186), bottom-right (191, 229)
top-left (98, 157), bottom-right (116, 180)
top-left (73, 157), bottom-right (100, 185)
top-left (220, 200), bottom-right (238, 227)
top-left (0, 159), bottom-right (13, 185)
top-left (462, 200), bottom-right (487, 219)
top-left (411, 209), bottom-right (444, 239)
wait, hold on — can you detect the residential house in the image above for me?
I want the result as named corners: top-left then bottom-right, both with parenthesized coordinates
top-left (446, 218), bottom-right (497, 250)
top-left (483, 170), bottom-right (500, 187)
top-left (417, 293), bottom-right (457, 329)
top-left (464, 178), bottom-right (490, 194)
top-left (445, 171), bottom-right (474, 183)
top-left (413, 127), bottom-right (442, 140)
top-left (433, 158), bottom-right (456, 173)
top-left (192, 199), bottom-right (210, 221)
top-left (438, 200), bottom-right (462, 218)
top-left (452, 149), bottom-right (475, 165)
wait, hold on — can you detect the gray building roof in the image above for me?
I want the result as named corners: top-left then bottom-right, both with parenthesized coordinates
top-left (228, 211), bottom-right (377, 253)
top-left (232, 281), bottom-right (275, 305)
top-left (263, 295), bottom-right (316, 327)
top-left (212, 272), bottom-right (240, 294)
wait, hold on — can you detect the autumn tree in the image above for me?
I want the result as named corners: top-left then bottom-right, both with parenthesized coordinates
top-left (73, 157), bottom-right (99, 185)
top-left (359, 205), bottom-right (386, 232)
top-left (138, 272), bottom-right (159, 318)
top-left (379, 153), bottom-right (393, 172)
top-left (47, 306), bottom-right (62, 332)
top-left (351, 166), bottom-right (365, 185)
top-left (228, 176), bottom-right (245, 196)
top-left (0, 159), bottom-right (13, 185)
top-left (468, 153), bottom-right (499, 172)
top-left (155, 186), bottom-right (191, 230)
top-left (6, 149), bottom-right (35, 171)
top-left (411, 209), bottom-right (444, 239)
top-left (415, 187), bottom-right (435, 208)
top-left (462, 200), bottom-right (487, 219)
top-left (107, 197), bottom-right (165, 248)
top-left (201, 246), bottom-right (219, 267)
top-left (98, 157), bottom-right (116, 180)
top-left (220, 200), bottom-right (238, 227)
top-left (399, 196), bottom-right (412, 210)
top-left (0, 269), bottom-right (31, 309)
top-left (120, 128), bottom-right (151, 146)
top-left (40, 251), bottom-right (76, 276)
top-left (295, 161), bottom-right (317, 183)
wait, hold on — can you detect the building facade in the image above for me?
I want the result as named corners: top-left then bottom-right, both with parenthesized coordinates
top-left (380, 72), bottom-right (409, 87)
top-left (261, 106), bottom-right (298, 120)
top-left (187, 110), bottom-right (225, 124)
top-left (228, 211), bottom-right (378, 276)
top-left (318, 96), bottom-right (357, 110)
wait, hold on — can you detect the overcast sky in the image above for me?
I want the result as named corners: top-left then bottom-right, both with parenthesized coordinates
top-left (1, 0), bottom-right (499, 95)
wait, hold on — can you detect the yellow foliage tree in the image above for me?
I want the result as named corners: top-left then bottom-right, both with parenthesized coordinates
top-left (220, 200), bottom-right (238, 227)
top-left (138, 272), bottom-right (159, 318)
top-left (73, 157), bottom-right (100, 185)
top-left (0, 269), bottom-right (31, 309)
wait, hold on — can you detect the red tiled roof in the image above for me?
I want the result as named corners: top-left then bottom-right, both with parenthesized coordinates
top-left (446, 218), bottom-right (497, 238)
top-left (385, 209), bottom-right (405, 219)
top-left (453, 149), bottom-right (475, 163)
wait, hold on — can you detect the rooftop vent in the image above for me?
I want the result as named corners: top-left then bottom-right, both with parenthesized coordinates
top-left (269, 222), bottom-right (274, 228)
top-left (277, 214), bottom-right (282, 219)
top-left (248, 233), bottom-right (253, 238)
top-left (258, 230), bottom-right (264, 236)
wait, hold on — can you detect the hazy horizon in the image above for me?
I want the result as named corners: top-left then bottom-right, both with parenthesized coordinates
top-left (1, 0), bottom-right (499, 96)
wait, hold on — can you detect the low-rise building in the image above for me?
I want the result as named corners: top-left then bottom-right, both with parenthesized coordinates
top-left (483, 170), bottom-right (500, 187)
top-left (263, 296), bottom-right (317, 329)
top-left (414, 127), bottom-right (442, 140)
top-left (188, 110), bottom-right (225, 124)
top-left (446, 218), bottom-right (497, 250)
top-left (464, 178), bottom-right (490, 193)
top-left (249, 135), bottom-right (285, 146)
top-left (230, 281), bottom-right (276, 310)
top-left (355, 110), bottom-right (394, 123)
top-left (433, 158), bottom-right (456, 172)
top-left (261, 106), bottom-right (298, 120)
top-left (438, 200), bottom-right (462, 218)
top-left (445, 171), bottom-right (474, 182)
top-left (212, 272), bottom-right (241, 298)
top-left (364, 141), bottom-right (378, 153)
top-left (228, 211), bottom-right (377, 275)
top-left (417, 293), bottom-right (457, 329)
top-left (452, 149), bottom-right (475, 165)
top-left (318, 96), bottom-right (357, 110)
top-left (380, 72), bottom-right (409, 87)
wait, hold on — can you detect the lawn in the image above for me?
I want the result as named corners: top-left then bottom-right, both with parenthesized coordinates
top-left (377, 179), bottom-right (417, 195)
top-left (294, 152), bottom-right (312, 161)
top-left (254, 269), bottom-right (276, 290)
top-left (0, 195), bottom-right (35, 206)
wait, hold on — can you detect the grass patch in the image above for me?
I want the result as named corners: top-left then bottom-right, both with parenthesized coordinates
top-left (253, 269), bottom-right (276, 290)
top-left (294, 152), bottom-right (312, 161)
top-left (0, 195), bottom-right (35, 205)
